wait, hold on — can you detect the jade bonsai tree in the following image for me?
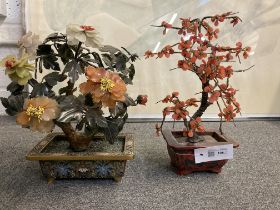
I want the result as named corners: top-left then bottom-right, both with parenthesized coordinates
top-left (145, 12), bottom-right (252, 142)
top-left (0, 24), bottom-right (147, 151)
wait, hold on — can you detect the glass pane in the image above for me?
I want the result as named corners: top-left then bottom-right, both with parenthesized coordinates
top-left (25, 0), bottom-right (280, 117)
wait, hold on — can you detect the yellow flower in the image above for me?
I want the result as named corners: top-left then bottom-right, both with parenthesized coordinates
top-left (16, 97), bottom-right (60, 133)
top-left (79, 66), bottom-right (127, 108)
top-left (0, 54), bottom-right (34, 85)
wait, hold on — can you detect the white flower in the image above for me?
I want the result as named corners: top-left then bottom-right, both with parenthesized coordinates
top-left (66, 24), bottom-right (103, 48)
top-left (18, 31), bottom-right (40, 60)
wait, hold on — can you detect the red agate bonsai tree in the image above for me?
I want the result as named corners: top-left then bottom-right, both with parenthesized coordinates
top-left (0, 24), bottom-right (147, 151)
top-left (145, 12), bottom-right (252, 142)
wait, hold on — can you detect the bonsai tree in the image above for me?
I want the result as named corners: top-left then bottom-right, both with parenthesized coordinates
top-left (0, 24), bottom-right (147, 151)
top-left (145, 12), bottom-right (252, 142)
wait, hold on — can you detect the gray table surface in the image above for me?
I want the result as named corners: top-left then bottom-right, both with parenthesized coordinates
top-left (0, 116), bottom-right (279, 210)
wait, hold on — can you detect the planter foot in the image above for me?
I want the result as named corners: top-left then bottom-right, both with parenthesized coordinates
top-left (209, 168), bottom-right (222, 174)
top-left (175, 168), bottom-right (193, 176)
top-left (47, 177), bottom-right (55, 184)
top-left (113, 176), bottom-right (122, 182)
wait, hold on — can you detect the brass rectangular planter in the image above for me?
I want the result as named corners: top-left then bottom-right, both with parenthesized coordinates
top-left (26, 133), bottom-right (134, 183)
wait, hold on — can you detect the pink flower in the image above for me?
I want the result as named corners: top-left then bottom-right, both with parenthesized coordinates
top-left (79, 66), bottom-right (127, 108)
top-left (219, 105), bottom-right (236, 122)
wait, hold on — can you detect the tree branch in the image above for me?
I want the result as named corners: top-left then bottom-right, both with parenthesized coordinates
top-left (191, 81), bottom-right (211, 120)
top-left (216, 101), bottom-right (224, 135)
top-left (234, 65), bottom-right (254, 72)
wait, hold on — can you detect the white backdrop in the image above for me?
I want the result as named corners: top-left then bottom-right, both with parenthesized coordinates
top-left (24, 0), bottom-right (280, 118)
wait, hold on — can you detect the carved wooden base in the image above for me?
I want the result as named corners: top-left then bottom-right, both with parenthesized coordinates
top-left (168, 148), bottom-right (228, 175)
top-left (163, 129), bottom-right (239, 175)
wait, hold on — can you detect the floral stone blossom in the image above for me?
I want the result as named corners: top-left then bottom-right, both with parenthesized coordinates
top-left (136, 95), bottom-right (148, 105)
top-left (16, 97), bottom-right (60, 133)
top-left (18, 31), bottom-right (40, 60)
top-left (66, 24), bottom-right (102, 48)
top-left (0, 54), bottom-right (34, 85)
top-left (79, 66), bottom-right (127, 108)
